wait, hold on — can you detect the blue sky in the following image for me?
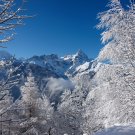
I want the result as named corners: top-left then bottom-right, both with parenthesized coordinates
top-left (2, 0), bottom-right (130, 58)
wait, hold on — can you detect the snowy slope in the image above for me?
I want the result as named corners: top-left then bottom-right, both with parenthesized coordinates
top-left (95, 125), bottom-right (135, 135)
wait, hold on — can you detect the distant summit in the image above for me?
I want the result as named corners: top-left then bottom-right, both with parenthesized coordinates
top-left (76, 49), bottom-right (88, 59)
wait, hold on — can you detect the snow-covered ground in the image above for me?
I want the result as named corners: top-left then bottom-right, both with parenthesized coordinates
top-left (95, 125), bottom-right (135, 135)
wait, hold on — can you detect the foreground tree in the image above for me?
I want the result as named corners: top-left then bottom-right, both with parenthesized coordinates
top-left (0, 0), bottom-right (30, 134)
top-left (97, 0), bottom-right (135, 64)
top-left (82, 0), bottom-right (135, 134)
top-left (0, 0), bottom-right (29, 45)
top-left (19, 73), bottom-right (54, 134)
top-left (97, 0), bottom-right (135, 96)
top-left (0, 58), bottom-right (22, 134)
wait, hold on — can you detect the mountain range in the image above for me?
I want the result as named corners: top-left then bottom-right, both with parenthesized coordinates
top-left (0, 49), bottom-right (97, 78)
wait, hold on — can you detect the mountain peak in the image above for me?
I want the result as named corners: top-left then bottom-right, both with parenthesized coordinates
top-left (72, 49), bottom-right (89, 64)
top-left (75, 49), bottom-right (88, 59)
top-left (76, 49), bottom-right (85, 55)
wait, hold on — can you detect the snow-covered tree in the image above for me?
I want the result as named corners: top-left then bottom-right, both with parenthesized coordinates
top-left (96, 0), bottom-right (135, 105)
top-left (97, 0), bottom-right (135, 65)
top-left (0, 58), bottom-right (22, 135)
top-left (19, 73), bottom-right (54, 134)
top-left (0, 0), bottom-right (29, 45)
top-left (97, 0), bottom-right (135, 114)
top-left (82, 0), bottom-right (135, 134)
top-left (55, 87), bottom-right (85, 135)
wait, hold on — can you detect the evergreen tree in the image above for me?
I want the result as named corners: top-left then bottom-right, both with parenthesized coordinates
top-left (19, 73), bottom-right (54, 134)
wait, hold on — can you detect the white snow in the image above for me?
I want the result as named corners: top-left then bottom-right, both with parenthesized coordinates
top-left (94, 125), bottom-right (135, 135)
top-left (76, 62), bottom-right (90, 72)
top-left (90, 61), bottom-right (102, 72)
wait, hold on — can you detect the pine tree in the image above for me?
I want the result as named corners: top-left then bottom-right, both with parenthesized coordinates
top-left (19, 73), bottom-right (54, 134)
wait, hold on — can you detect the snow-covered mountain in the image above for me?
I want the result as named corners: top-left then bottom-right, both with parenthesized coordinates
top-left (26, 49), bottom-right (93, 77)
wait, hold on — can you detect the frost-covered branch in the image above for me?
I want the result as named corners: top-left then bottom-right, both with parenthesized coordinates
top-left (0, 0), bottom-right (30, 45)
